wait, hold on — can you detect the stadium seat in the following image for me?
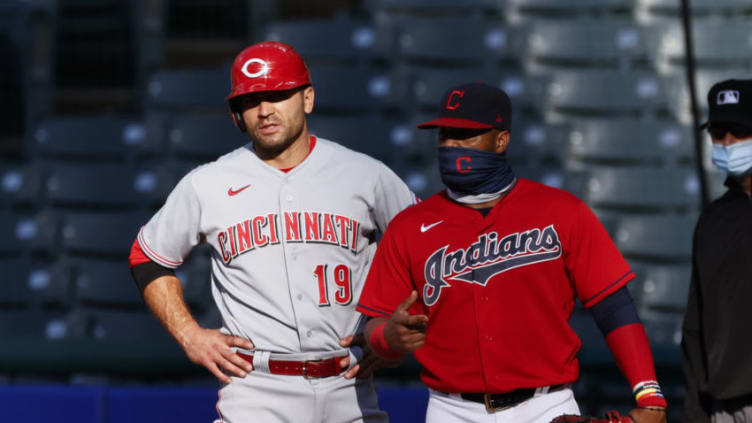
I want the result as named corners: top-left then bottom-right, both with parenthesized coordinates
top-left (403, 66), bottom-right (547, 114)
top-left (1, 163), bottom-right (44, 207)
top-left (389, 17), bottom-right (522, 66)
top-left (59, 211), bottom-right (151, 257)
top-left (29, 115), bottom-right (145, 159)
top-left (574, 166), bottom-right (700, 212)
top-left (25, 260), bottom-right (71, 306)
top-left (565, 119), bottom-right (693, 166)
top-left (373, 0), bottom-right (502, 16)
top-left (263, 17), bottom-right (378, 64)
top-left (666, 69), bottom-right (752, 125)
top-left (306, 65), bottom-right (392, 113)
top-left (631, 263), bottom-right (691, 312)
top-left (43, 163), bottom-right (143, 209)
top-left (307, 114), bottom-right (408, 165)
top-left (0, 210), bottom-right (58, 255)
top-left (166, 114), bottom-right (248, 159)
top-left (504, 0), bottom-right (633, 22)
top-left (525, 20), bottom-right (651, 71)
top-left (653, 21), bottom-right (752, 73)
top-left (175, 244), bottom-right (214, 311)
top-left (145, 65), bottom-right (230, 112)
top-left (514, 164), bottom-right (566, 189)
top-left (0, 310), bottom-right (77, 339)
top-left (505, 117), bottom-right (568, 165)
top-left (70, 258), bottom-right (144, 307)
top-left (0, 258), bottom-right (32, 306)
top-left (391, 160), bottom-right (444, 200)
top-left (613, 214), bottom-right (696, 262)
top-left (639, 309), bottom-right (684, 348)
top-left (543, 70), bottom-right (669, 120)
top-left (83, 309), bottom-right (169, 341)
top-left (635, 0), bottom-right (752, 23)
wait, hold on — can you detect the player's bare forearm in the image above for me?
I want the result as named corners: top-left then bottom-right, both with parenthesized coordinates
top-left (142, 275), bottom-right (254, 383)
top-left (142, 275), bottom-right (200, 344)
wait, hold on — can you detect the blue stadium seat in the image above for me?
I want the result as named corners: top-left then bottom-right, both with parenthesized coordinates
top-left (389, 17), bottom-right (522, 66)
top-left (543, 70), bottom-right (669, 120)
top-left (43, 163), bottom-right (143, 209)
top-left (83, 309), bottom-right (169, 341)
top-left (166, 113), bottom-right (248, 159)
top-left (0, 258), bottom-right (32, 306)
top-left (25, 260), bottom-right (71, 307)
top-left (307, 115), bottom-right (408, 165)
top-left (639, 309), bottom-right (684, 348)
top-left (394, 66), bottom-right (547, 115)
top-left (653, 21), bottom-right (752, 72)
top-left (1, 163), bottom-right (44, 207)
top-left (574, 166), bottom-right (700, 212)
top-left (59, 211), bottom-right (150, 257)
top-left (506, 117), bottom-right (569, 165)
top-left (0, 210), bottom-right (58, 256)
top-left (306, 65), bottom-right (392, 113)
top-left (264, 17), bottom-right (378, 64)
top-left (613, 214), bottom-right (696, 262)
top-left (70, 258), bottom-right (144, 307)
top-left (631, 263), bottom-right (691, 312)
top-left (525, 20), bottom-right (651, 71)
top-left (145, 65), bottom-right (230, 112)
top-left (635, 0), bottom-right (752, 23)
top-left (29, 115), bottom-right (145, 159)
top-left (565, 119), bottom-right (693, 165)
top-left (504, 0), bottom-right (633, 22)
top-left (0, 309), bottom-right (81, 340)
top-left (373, 0), bottom-right (502, 16)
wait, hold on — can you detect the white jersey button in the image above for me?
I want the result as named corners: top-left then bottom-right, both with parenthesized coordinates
top-left (306, 330), bottom-right (313, 337)
top-left (296, 294), bottom-right (303, 301)
top-left (286, 194), bottom-right (294, 201)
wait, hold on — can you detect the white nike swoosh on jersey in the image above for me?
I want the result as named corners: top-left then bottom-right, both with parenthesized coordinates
top-left (420, 221), bottom-right (444, 233)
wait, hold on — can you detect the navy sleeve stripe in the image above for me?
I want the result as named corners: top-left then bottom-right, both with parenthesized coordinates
top-left (583, 270), bottom-right (633, 306)
top-left (589, 286), bottom-right (641, 336)
top-left (356, 303), bottom-right (392, 318)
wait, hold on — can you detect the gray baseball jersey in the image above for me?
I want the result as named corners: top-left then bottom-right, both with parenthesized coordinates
top-left (138, 136), bottom-right (417, 353)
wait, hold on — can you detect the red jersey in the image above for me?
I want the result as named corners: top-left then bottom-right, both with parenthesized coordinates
top-left (356, 178), bottom-right (634, 393)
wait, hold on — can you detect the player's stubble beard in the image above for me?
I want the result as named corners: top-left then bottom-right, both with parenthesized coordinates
top-left (250, 113), bottom-right (306, 161)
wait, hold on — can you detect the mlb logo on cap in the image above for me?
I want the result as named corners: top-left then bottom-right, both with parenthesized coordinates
top-left (717, 90), bottom-right (740, 105)
top-left (703, 79), bottom-right (752, 127)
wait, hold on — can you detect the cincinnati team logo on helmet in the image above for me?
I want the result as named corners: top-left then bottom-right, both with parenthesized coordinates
top-left (227, 41), bottom-right (312, 102)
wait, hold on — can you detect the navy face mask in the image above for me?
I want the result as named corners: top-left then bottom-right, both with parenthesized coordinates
top-left (438, 146), bottom-right (516, 203)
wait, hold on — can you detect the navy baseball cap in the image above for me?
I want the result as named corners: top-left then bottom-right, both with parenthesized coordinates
top-left (701, 78), bottom-right (752, 128)
top-left (417, 82), bottom-right (512, 132)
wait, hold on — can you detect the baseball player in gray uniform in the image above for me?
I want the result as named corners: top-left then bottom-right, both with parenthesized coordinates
top-left (128, 41), bottom-right (417, 422)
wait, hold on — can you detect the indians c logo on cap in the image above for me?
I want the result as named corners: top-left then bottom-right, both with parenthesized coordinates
top-left (241, 58), bottom-right (269, 78)
top-left (717, 90), bottom-right (740, 105)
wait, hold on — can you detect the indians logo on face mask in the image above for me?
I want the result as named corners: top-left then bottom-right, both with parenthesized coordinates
top-left (422, 225), bottom-right (562, 306)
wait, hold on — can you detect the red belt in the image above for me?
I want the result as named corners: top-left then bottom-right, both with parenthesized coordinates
top-left (237, 353), bottom-right (344, 379)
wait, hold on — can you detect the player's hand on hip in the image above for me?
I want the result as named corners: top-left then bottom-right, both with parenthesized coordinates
top-left (628, 407), bottom-right (667, 423)
top-left (181, 325), bottom-right (254, 384)
top-left (384, 290), bottom-right (429, 354)
top-left (339, 334), bottom-right (402, 380)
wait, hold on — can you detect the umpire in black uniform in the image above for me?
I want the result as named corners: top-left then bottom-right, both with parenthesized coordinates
top-left (682, 78), bottom-right (752, 423)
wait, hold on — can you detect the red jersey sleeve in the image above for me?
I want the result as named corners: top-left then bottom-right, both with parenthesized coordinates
top-left (357, 221), bottom-right (417, 318)
top-left (566, 201), bottom-right (634, 308)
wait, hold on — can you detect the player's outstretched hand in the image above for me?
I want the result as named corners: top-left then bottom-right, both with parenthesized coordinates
top-left (339, 334), bottom-right (402, 380)
top-left (181, 325), bottom-right (254, 384)
top-left (627, 407), bottom-right (667, 423)
top-left (384, 290), bottom-right (429, 354)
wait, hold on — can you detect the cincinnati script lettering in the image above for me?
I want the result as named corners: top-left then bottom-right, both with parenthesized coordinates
top-left (423, 225), bottom-right (562, 306)
top-left (218, 211), bottom-right (360, 264)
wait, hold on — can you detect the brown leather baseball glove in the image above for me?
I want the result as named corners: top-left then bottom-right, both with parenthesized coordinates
top-left (550, 410), bottom-right (633, 423)
top-left (550, 408), bottom-right (666, 423)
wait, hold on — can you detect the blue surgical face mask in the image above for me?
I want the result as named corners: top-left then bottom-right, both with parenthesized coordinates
top-left (438, 146), bottom-right (516, 203)
top-left (711, 138), bottom-right (752, 177)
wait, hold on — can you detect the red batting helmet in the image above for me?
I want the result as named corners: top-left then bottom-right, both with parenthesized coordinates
top-left (227, 41), bottom-right (311, 104)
